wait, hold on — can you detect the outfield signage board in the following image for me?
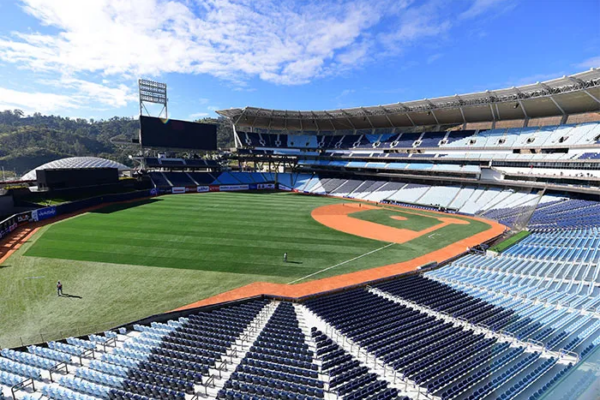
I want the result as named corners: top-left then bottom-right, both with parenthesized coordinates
top-left (149, 188), bottom-right (158, 196)
top-left (0, 219), bottom-right (18, 240)
top-left (17, 211), bottom-right (33, 224)
top-left (197, 186), bottom-right (210, 193)
top-left (32, 206), bottom-right (57, 222)
top-left (278, 184), bottom-right (292, 191)
top-left (209, 185), bottom-right (221, 192)
top-left (220, 184), bottom-right (249, 192)
top-left (257, 183), bottom-right (275, 190)
top-left (172, 187), bottom-right (186, 194)
top-left (185, 186), bottom-right (196, 193)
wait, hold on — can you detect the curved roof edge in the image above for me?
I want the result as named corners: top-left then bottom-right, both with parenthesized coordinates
top-left (217, 68), bottom-right (600, 131)
top-left (22, 156), bottom-right (130, 181)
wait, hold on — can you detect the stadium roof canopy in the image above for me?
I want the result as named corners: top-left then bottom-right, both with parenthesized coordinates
top-left (217, 69), bottom-right (600, 131)
top-left (22, 157), bottom-right (130, 181)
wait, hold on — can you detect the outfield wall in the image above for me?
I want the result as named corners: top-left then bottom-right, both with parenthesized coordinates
top-left (168, 183), bottom-right (276, 194)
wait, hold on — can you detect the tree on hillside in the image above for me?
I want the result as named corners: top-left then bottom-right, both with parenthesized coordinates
top-left (0, 109), bottom-right (238, 174)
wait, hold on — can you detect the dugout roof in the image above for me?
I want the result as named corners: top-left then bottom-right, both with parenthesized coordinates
top-left (217, 69), bottom-right (600, 131)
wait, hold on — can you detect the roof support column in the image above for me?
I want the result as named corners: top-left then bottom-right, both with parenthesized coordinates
top-left (267, 110), bottom-right (275, 132)
top-left (489, 104), bottom-right (496, 129)
top-left (397, 102), bottom-right (416, 127)
top-left (324, 111), bottom-right (339, 131)
top-left (310, 111), bottom-right (321, 133)
top-left (340, 110), bottom-right (357, 131)
top-left (378, 106), bottom-right (396, 128)
top-left (538, 82), bottom-right (568, 125)
top-left (360, 107), bottom-right (375, 133)
top-left (454, 95), bottom-right (467, 130)
top-left (425, 99), bottom-right (440, 129)
top-left (566, 75), bottom-right (600, 104)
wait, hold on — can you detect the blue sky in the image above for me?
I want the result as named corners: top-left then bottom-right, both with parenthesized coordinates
top-left (0, 0), bottom-right (598, 121)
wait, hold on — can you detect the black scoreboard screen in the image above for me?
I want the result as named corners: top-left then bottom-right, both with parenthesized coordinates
top-left (140, 116), bottom-right (217, 150)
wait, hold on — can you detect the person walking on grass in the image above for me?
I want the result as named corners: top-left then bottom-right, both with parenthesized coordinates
top-left (284, 252), bottom-right (288, 263)
top-left (57, 280), bottom-right (63, 296)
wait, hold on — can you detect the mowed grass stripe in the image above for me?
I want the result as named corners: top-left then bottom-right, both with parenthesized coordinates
top-left (57, 218), bottom-right (332, 235)
top-left (25, 248), bottom-right (308, 276)
top-left (35, 227), bottom-right (365, 248)
top-left (44, 220), bottom-right (364, 244)
top-left (32, 232), bottom-right (371, 255)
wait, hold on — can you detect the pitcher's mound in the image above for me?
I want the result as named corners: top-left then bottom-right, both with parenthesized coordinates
top-left (390, 215), bottom-right (408, 221)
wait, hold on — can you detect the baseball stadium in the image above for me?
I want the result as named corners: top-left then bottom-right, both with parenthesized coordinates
top-left (1, 69), bottom-right (600, 400)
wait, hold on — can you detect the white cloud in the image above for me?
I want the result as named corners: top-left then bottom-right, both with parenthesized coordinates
top-left (0, 74), bottom-right (136, 114)
top-left (0, 86), bottom-right (79, 113)
top-left (459, 0), bottom-right (514, 20)
top-left (58, 77), bottom-right (136, 107)
top-left (0, 0), bottom-right (519, 117)
top-left (0, 0), bottom-right (496, 88)
top-left (504, 72), bottom-right (566, 87)
top-left (189, 112), bottom-right (209, 119)
top-left (336, 89), bottom-right (355, 99)
top-left (207, 105), bottom-right (220, 111)
top-left (427, 53), bottom-right (443, 64)
top-left (577, 56), bottom-right (600, 69)
top-left (0, 0), bottom-right (389, 85)
top-left (379, 1), bottom-right (453, 51)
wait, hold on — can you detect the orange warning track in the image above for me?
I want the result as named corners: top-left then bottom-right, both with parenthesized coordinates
top-left (175, 202), bottom-right (505, 311)
top-left (0, 227), bottom-right (39, 265)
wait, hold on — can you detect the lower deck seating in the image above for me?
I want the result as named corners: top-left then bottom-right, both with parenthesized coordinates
top-left (162, 172), bottom-right (195, 187)
top-left (219, 303), bottom-right (326, 400)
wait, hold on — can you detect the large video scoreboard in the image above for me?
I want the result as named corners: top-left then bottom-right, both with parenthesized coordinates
top-left (140, 116), bottom-right (217, 150)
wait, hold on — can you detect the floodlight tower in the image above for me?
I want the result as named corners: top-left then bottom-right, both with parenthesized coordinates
top-left (138, 79), bottom-right (168, 165)
top-left (138, 79), bottom-right (168, 118)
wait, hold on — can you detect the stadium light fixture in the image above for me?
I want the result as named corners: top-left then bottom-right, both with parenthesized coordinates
top-left (513, 103), bottom-right (520, 109)
top-left (138, 79), bottom-right (168, 118)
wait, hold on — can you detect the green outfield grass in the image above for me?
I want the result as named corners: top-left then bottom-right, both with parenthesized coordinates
top-left (0, 192), bottom-right (490, 347)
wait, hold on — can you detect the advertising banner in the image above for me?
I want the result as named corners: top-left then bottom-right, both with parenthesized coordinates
top-left (278, 184), bottom-right (292, 191)
top-left (171, 187), bottom-right (186, 194)
top-left (220, 184), bottom-right (249, 192)
top-left (249, 183), bottom-right (258, 191)
top-left (149, 188), bottom-right (158, 196)
top-left (17, 211), bottom-right (33, 224)
top-left (257, 183), bottom-right (275, 190)
top-left (32, 206), bottom-right (57, 222)
top-left (209, 185), bottom-right (221, 192)
top-left (0, 218), bottom-right (17, 240)
top-left (197, 186), bottom-right (210, 193)
top-left (185, 186), bottom-right (196, 193)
